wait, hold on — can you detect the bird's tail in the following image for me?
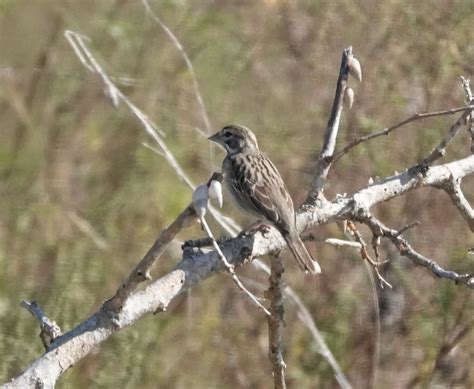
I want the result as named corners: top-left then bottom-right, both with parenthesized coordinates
top-left (284, 231), bottom-right (321, 275)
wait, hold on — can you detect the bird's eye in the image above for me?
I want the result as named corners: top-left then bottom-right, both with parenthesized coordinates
top-left (223, 131), bottom-right (232, 138)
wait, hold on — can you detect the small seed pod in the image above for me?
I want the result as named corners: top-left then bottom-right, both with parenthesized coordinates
top-left (192, 184), bottom-right (209, 218)
top-left (348, 56), bottom-right (362, 82)
top-left (208, 179), bottom-right (223, 208)
top-left (343, 87), bottom-right (355, 109)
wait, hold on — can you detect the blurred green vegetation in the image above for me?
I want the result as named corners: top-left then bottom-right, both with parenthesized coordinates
top-left (0, 0), bottom-right (473, 388)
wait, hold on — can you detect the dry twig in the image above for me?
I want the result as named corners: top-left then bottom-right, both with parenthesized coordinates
top-left (346, 221), bottom-right (392, 289)
top-left (267, 254), bottom-right (287, 389)
top-left (420, 108), bottom-right (473, 167)
top-left (460, 76), bottom-right (474, 152)
top-left (442, 176), bottom-right (474, 232)
top-left (357, 213), bottom-right (473, 287)
top-left (334, 105), bottom-right (474, 161)
top-left (20, 301), bottom-right (62, 350)
top-left (307, 46), bottom-right (358, 201)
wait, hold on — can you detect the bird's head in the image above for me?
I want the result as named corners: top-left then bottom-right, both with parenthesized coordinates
top-left (208, 125), bottom-right (259, 155)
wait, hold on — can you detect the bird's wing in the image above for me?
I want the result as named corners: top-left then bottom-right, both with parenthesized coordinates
top-left (232, 153), bottom-right (295, 231)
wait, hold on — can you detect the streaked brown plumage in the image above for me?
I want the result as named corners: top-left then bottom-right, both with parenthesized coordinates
top-left (209, 124), bottom-right (321, 274)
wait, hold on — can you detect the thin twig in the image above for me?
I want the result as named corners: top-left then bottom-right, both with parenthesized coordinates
top-left (334, 105), bottom-right (474, 162)
top-left (347, 221), bottom-right (392, 289)
top-left (395, 220), bottom-right (421, 236)
top-left (460, 76), bottom-right (474, 153)
top-left (20, 300), bottom-right (62, 350)
top-left (420, 109), bottom-right (472, 166)
top-left (200, 216), bottom-right (271, 316)
top-left (142, 141), bottom-right (165, 158)
top-left (66, 211), bottom-right (108, 250)
top-left (64, 30), bottom-right (194, 186)
top-left (142, 0), bottom-right (215, 167)
top-left (289, 288), bottom-right (353, 389)
top-left (142, 0), bottom-right (211, 135)
top-left (358, 213), bottom-right (474, 288)
top-left (362, 260), bottom-right (380, 389)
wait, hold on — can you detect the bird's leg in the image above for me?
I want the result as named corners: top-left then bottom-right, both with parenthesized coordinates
top-left (239, 220), bottom-right (272, 238)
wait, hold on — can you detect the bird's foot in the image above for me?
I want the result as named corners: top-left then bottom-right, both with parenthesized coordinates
top-left (239, 221), bottom-right (272, 238)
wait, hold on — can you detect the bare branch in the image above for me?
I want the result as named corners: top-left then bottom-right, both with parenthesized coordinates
top-left (420, 108), bottom-right (472, 166)
top-left (460, 76), bottom-right (474, 153)
top-left (334, 105), bottom-right (474, 162)
top-left (64, 30), bottom-right (193, 190)
top-left (357, 213), bottom-right (474, 288)
top-left (20, 301), bottom-right (62, 350)
top-left (443, 176), bottom-right (474, 232)
top-left (306, 46), bottom-right (356, 202)
top-left (347, 221), bottom-right (392, 289)
top-left (267, 254), bottom-right (287, 389)
top-left (395, 220), bottom-right (421, 236)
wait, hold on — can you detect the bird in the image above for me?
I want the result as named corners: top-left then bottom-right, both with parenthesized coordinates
top-left (208, 124), bottom-right (321, 274)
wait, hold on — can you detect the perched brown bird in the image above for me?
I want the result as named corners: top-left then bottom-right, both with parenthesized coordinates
top-left (209, 124), bottom-right (321, 274)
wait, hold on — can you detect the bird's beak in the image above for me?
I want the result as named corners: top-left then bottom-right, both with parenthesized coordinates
top-left (208, 132), bottom-right (220, 143)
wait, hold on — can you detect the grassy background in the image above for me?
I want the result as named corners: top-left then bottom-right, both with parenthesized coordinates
top-left (0, 1), bottom-right (473, 387)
